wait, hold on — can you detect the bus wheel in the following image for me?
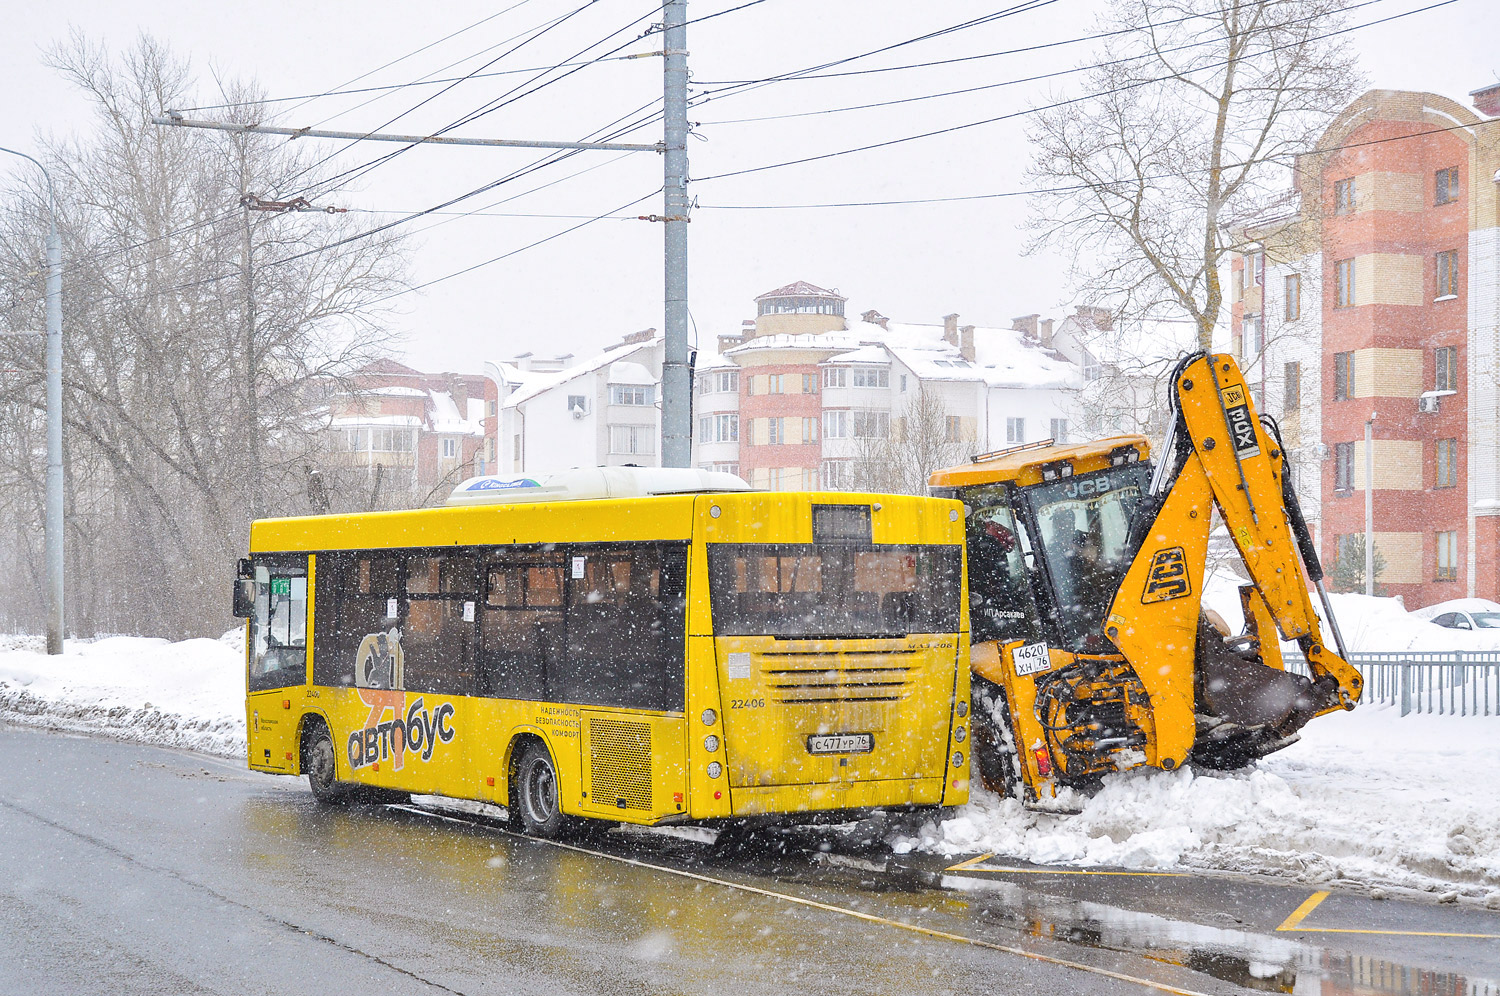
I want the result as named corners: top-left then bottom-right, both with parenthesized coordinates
top-left (305, 722), bottom-right (350, 805)
top-left (515, 742), bottom-right (569, 838)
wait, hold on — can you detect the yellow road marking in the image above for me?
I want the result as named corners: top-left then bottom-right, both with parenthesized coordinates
top-left (1276, 890), bottom-right (1500, 938)
top-left (1286, 927), bottom-right (1500, 938)
top-left (395, 807), bottom-right (1217, 996)
top-left (1276, 891), bottom-right (1330, 931)
top-left (945, 853), bottom-right (1187, 877)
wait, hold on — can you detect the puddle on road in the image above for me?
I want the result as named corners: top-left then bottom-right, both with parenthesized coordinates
top-left (942, 873), bottom-right (1497, 995)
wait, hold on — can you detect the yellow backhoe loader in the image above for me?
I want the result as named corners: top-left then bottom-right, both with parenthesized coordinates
top-left (930, 352), bottom-right (1362, 802)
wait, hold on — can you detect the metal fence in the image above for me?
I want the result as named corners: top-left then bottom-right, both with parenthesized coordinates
top-left (1284, 652), bottom-right (1500, 717)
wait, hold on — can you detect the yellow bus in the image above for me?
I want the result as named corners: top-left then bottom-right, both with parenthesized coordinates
top-left (234, 468), bottom-right (970, 836)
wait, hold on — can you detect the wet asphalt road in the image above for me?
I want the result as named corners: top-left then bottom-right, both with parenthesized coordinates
top-left (0, 724), bottom-right (1494, 995)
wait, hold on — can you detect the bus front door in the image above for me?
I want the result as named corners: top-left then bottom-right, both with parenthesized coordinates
top-left (246, 561), bottom-right (309, 773)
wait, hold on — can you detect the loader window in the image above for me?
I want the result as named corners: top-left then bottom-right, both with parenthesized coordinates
top-left (1027, 464), bottom-right (1151, 652)
top-left (960, 486), bottom-right (1043, 646)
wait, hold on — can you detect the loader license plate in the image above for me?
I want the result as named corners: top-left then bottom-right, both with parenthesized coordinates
top-left (807, 733), bottom-right (874, 755)
top-left (1013, 642), bottom-right (1053, 676)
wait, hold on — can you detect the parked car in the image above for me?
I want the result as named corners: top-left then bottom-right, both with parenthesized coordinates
top-left (1410, 598), bottom-right (1500, 631)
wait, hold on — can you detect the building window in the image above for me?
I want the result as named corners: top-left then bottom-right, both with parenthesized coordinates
top-left (1435, 166), bottom-right (1460, 206)
top-left (822, 367), bottom-right (846, 389)
top-left (441, 438), bottom-right (457, 459)
top-left (1006, 417), bottom-right (1025, 443)
top-left (1284, 274), bottom-right (1301, 321)
top-left (944, 416), bottom-right (963, 443)
top-left (852, 411), bottom-right (889, 438)
top-left (609, 385), bottom-right (653, 406)
top-left (1242, 314), bottom-right (1263, 360)
top-left (766, 467), bottom-right (784, 489)
top-left (338, 428), bottom-right (365, 451)
top-left (488, 400), bottom-right (497, 417)
top-left (1245, 249), bottom-right (1264, 287)
top-left (758, 296), bottom-right (845, 317)
top-left (698, 413), bottom-right (738, 444)
top-left (706, 461), bottom-right (740, 478)
top-left (852, 367), bottom-right (889, 388)
top-left (764, 417), bottom-right (785, 445)
top-left (513, 434), bottom-right (521, 462)
top-left (370, 428), bottom-right (414, 452)
top-left (1334, 258), bottom-right (1354, 308)
top-left (1436, 249), bottom-right (1459, 298)
top-left (1334, 441), bottom-right (1354, 491)
top-left (1437, 530), bottom-right (1458, 581)
top-left (567, 394), bottom-right (588, 416)
top-left (820, 460), bottom-right (847, 490)
top-left (1334, 351), bottom-right (1354, 401)
top-left (1435, 345), bottom-right (1458, 392)
top-left (1334, 177), bottom-right (1355, 214)
top-left (702, 369), bottom-right (738, 395)
top-left (1436, 438), bottom-right (1457, 489)
top-left (823, 410), bottom-right (848, 438)
top-left (802, 416), bottom-right (819, 444)
top-left (1050, 418), bottom-right (1068, 444)
top-left (609, 425), bottom-right (655, 455)
top-left (1284, 361), bottom-right (1301, 413)
top-left (766, 374), bottom-right (784, 394)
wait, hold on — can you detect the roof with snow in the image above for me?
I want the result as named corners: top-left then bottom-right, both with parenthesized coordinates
top-left (754, 280), bottom-right (845, 301)
top-left (725, 319), bottom-right (1082, 390)
top-left (501, 333), bottom-right (662, 410)
top-left (427, 391), bottom-right (485, 436)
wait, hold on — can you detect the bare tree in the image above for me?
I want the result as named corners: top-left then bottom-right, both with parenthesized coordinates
top-left (0, 35), bottom-right (408, 637)
top-left (850, 390), bottom-right (974, 496)
top-left (1025, 0), bottom-right (1363, 349)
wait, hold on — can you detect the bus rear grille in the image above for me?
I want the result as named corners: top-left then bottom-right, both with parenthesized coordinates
top-left (758, 651), bottom-right (918, 704)
top-left (589, 718), bottom-right (653, 810)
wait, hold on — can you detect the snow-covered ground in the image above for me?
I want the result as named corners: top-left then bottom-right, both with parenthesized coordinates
top-left (1, 601), bottom-right (1496, 903)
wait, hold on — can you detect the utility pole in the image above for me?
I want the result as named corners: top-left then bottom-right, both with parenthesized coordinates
top-left (659, 0), bottom-right (691, 468)
top-left (1365, 412), bottom-right (1376, 597)
top-left (1, 146), bottom-right (64, 654)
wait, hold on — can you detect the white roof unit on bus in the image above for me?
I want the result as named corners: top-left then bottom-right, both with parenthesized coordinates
top-left (446, 467), bottom-right (753, 506)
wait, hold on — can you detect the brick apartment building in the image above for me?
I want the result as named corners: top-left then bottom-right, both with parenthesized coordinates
top-left (698, 281), bottom-right (1085, 490)
top-left (1233, 88), bottom-right (1500, 607)
top-left (324, 359), bottom-right (494, 504)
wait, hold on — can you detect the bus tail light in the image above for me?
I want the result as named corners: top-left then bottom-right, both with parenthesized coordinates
top-left (707, 761), bottom-right (723, 779)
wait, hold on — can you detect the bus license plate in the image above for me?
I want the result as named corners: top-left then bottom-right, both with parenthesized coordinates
top-left (807, 733), bottom-right (874, 755)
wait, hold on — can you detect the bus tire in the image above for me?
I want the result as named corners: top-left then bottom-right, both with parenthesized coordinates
top-left (514, 741), bottom-right (570, 838)
top-left (304, 720), bottom-right (351, 805)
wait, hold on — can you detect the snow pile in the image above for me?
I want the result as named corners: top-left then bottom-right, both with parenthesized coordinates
top-left (0, 632), bottom-right (245, 756)
top-left (1202, 569), bottom-right (1500, 652)
top-left (917, 705), bottom-right (1500, 898)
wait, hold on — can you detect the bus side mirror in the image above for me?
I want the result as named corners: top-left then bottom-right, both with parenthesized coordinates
top-left (233, 559), bottom-right (255, 619)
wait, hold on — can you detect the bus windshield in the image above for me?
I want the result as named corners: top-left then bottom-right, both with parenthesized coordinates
top-left (707, 544), bottom-right (961, 639)
top-left (1022, 464), bottom-right (1151, 652)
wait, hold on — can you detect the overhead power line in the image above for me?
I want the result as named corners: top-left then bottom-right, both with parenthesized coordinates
top-left (694, 0), bottom-right (1460, 184)
top-left (696, 0), bottom-right (1395, 126)
top-left (698, 116), bottom-right (1500, 211)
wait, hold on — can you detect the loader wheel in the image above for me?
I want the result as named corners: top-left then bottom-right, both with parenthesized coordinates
top-left (970, 678), bottom-right (1025, 801)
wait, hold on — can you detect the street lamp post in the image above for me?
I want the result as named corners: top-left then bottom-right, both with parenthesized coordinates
top-left (1, 146), bottom-right (65, 654)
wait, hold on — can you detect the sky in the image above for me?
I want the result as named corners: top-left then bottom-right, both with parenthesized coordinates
top-left (1, 0), bottom-right (1495, 374)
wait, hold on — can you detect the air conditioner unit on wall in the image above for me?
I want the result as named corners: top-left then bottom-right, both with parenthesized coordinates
top-left (1419, 394), bottom-right (1441, 414)
top-left (568, 398), bottom-right (589, 419)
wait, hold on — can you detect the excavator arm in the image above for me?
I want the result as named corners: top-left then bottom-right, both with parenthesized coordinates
top-left (1105, 353), bottom-right (1361, 771)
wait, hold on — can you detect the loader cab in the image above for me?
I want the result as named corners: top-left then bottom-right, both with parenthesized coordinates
top-left (932, 436), bottom-right (1153, 655)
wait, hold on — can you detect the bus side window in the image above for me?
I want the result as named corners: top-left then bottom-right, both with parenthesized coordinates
top-left (554, 543), bottom-right (687, 712)
top-left (249, 561), bottom-right (308, 692)
top-left (312, 554), bottom-right (345, 688)
top-left (480, 549), bottom-right (563, 700)
top-left (335, 554), bottom-right (401, 689)
top-left (404, 554), bottom-right (477, 697)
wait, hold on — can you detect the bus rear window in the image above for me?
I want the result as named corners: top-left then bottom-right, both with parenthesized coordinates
top-left (707, 544), bottom-right (960, 639)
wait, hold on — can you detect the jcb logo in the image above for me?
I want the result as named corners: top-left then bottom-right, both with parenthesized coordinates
top-left (1141, 547), bottom-right (1191, 603)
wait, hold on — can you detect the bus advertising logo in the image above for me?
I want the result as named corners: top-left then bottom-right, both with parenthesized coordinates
top-left (348, 691), bottom-right (455, 771)
top-left (1141, 547), bottom-right (1191, 603)
top-left (347, 627), bottom-right (455, 771)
